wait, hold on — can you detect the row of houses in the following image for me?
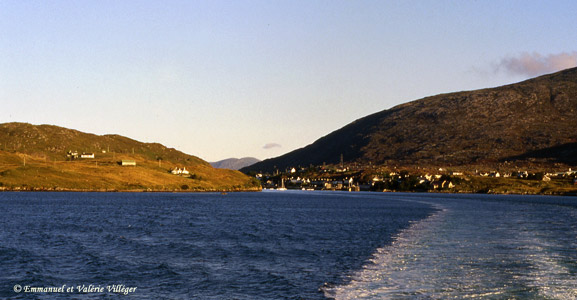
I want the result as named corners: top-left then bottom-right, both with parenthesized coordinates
top-left (260, 163), bottom-right (577, 191)
top-left (476, 168), bottom-right (577, 181)
top-left (546, 168), bottom-right (577, 178)
top-left (67, 151), bottom-right (95, 159)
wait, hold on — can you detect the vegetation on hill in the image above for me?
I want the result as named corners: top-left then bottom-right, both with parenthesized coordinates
top-left (0, 123), bottom-right (260, 192)
top-left (242, 67), bottom-right (577, 174)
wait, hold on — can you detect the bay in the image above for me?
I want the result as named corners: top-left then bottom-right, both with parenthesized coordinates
top-left (1, 191), bottom-right (576, 299)
top-left (0, 191), bottom-right (434, 299)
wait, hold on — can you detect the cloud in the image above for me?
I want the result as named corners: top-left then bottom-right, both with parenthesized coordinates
top-left (263, 143), bottom-right (282, 149)
top-left (495, 51), bottom-right (577, 77)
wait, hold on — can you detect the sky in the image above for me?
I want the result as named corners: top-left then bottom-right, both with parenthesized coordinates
top-left (1, 1), bottom-right (576, 162)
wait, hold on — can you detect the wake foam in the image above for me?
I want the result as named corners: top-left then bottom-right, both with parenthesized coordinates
top-left (322, 202), bottom-right (448, 299)
top-left (323, 196), bottom-right (577, 300)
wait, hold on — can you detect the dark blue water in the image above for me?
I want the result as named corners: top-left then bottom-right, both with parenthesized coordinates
top-left (0, 191), bottom-right (435, 299)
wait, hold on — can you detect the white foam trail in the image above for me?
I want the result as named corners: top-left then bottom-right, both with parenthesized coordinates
top-left (323, 202), bottom-right (449, 299)
top-left (324, 197), bottom-right (577, 300)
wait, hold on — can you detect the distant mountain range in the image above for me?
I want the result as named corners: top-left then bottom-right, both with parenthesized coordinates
top-left (210, 157), bottom-right (261, 170)
top-left (242, 67), bottom-right (577, 173)
top-left (0, 123), bottom-right (259, 191)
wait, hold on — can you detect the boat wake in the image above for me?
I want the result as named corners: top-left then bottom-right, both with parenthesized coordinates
top-left (323, 196), bottom-right (577, 299)
top-left (322, 201), bottom-right (448, 299)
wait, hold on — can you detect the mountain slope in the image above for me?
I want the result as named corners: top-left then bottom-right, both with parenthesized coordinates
top-left (243, 67), bottom-right (577, 173)
top-left (0, 123), bottom-right (260, 191)
top-left (211, 157), bottom-right (261, 170)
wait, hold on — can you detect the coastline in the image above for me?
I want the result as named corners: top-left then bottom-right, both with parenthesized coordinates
top-left (0, 186), bottom-right (262, 193)
top-left (3, 186), bottom-right (573, 196)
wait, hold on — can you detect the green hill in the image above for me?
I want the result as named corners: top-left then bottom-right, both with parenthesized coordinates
top-left (0, 123), bottom-right (260, 192)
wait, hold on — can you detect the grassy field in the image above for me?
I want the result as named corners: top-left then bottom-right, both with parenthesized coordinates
top-left (0, 151), bottom-right (260, 192)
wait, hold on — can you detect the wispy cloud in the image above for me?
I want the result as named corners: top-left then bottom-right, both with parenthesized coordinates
top-left (495, 51), bottom-right (577, 77)
top-left (263, 143), bottom-right (282, 149)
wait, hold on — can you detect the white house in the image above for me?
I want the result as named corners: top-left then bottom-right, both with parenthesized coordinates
top-left (121, 160), bottom-right (136, 166)
top-left (171, 167), bottom-right (190, 175)
top-left (81, 153), bottom-right (95, 159)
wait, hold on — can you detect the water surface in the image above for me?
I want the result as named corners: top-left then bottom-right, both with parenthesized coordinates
top-left (325, 193), bottom-right (577, 299)
top-left (1, 191), bottom-right (434, 299)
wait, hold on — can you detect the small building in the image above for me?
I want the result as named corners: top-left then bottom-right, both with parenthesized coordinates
top-left (67, 150), bottom-right (79, 159)
top-left (81, 153), bottom-right (95, 159)
top-left (121, 160), bottom-right (136, 166)
top-left (171, 167), bottom-right (190, 175)
top-left (489, 172), bottom-right (500, 178)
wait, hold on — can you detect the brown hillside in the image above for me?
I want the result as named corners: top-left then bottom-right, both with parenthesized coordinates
top-left (0, 123), bottom-right (260, 191)
top-left (243, 67), bottom-right (577, 173)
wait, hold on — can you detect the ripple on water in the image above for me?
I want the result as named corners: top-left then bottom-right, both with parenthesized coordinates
top-left (325, 195), bottom-right (577, 300)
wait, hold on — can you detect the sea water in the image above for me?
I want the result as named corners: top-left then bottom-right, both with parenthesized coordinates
top-left (1, 191), bottom-right (576, 299)
top-left (324, 193), bottom-right (577, 299)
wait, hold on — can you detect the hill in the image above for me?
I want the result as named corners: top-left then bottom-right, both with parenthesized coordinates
top-left (242, 67), bottom-right (577, 173)
top-left (0, 123), bottom-right (260, 191)
top-left (210, 157), bottom-right (261, 170)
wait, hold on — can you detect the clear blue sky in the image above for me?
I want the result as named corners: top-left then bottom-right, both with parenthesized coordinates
top-left (1, 1), bottom-right (576, 162)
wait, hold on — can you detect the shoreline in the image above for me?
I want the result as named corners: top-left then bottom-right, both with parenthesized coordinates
top-left (0, 187), bottom-right (262, 193)
top-left (3, 187), bottom-right (576, 196)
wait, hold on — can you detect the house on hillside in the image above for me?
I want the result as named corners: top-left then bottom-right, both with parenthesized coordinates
top-left (121, 160), bottom-right (136, 166)
top-left (171, 167), bottom-right (190, 175)
top-left (81, 153), bottom-right (95, 159)
top-left (67, 150), bottom-right (79, 159)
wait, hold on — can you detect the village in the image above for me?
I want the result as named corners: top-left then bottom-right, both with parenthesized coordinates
top-left (253, 163), bottom-right (577, 195)
top-left (61, 149), bottom-right (577, 195)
